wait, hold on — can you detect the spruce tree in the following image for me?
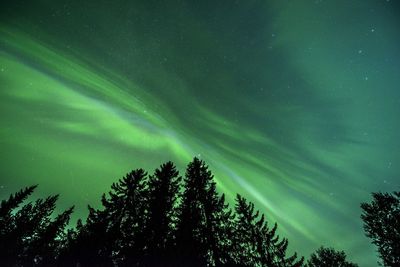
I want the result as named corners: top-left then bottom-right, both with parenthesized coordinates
top-left (64, 169), bottom-right (149, 266)
top-left (143, 161), bottom-right (182, 266)
top-left (69, 208), bottom-right (115, 266)
top-left (0, 185), bottom-right (38, 263)
top-left (105, 168), bottom-right (148, 265)
top-left (0, 186), bottom-right (73, 266)
top-left (175, 157), bottom-right (234, 267)
top-left (0, 185), bottom-right (37, 219)
top-left (233, 194), bottom-right (304, 267)
top-left (20, 204), bottom-right (74, 266)
top-left (306, 247), bottom-right (358, 267)
top-left (361, 191), bottom-right (400, 267)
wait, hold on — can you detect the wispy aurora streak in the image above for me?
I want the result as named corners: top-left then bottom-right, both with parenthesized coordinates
top-left (1, 1), bottom-right (399, 266)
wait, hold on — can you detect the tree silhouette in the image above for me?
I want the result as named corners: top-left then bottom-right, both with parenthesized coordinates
top-left (306, 246), bottom-right (358, 267)
top-left (0, 185), bottom-right (37, 219)
top-left (109, 169), bottom-right (148, 266)
top-left (233, 194), bottom-right (304, 267)
top-left (62, 169), bottom-right (149, 266)
top-left (142, 161), bottom-right (182, 266)
top-left (361, 191), bottom-right (400, 267)
top-left (0, 186), bottom-right (73, 267)
top-left (175, 157), bottom-right (234, 266)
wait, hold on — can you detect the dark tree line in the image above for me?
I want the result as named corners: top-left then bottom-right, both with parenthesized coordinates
top-left (0, 158), bottom-right (398, 266)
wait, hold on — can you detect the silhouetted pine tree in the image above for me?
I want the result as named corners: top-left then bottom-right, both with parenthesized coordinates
top-left (306, 247), bottom-right (358, 267)
top-left (67, 208), bottom-right (115, 266)
top-left (109, 169), bottom-right (148, 266)
top-left (142, 161), bottom-right (182, 266)
top-left (361, 191), bottom-right (400, 267)
top-left (0, 185), bottom-right (38, 266)
top-left (21, 204), bottom-right (74, 266)
top-left (0, 186), bottom-right (73, 267)
top-left (0, 185), bottom-right (37, 219)
top-left (233, 194), bottom-right (304, 267)
top-left (62, 169), bottom-right (149, 266)
top-left (0, 185), bottom-right (37, 264)
top-left (56, 221), bottom-right (81, 266)
top-left (175, 158), bottom-right (234, 267)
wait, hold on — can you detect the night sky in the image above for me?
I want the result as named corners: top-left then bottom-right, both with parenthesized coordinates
top-left (1, 1), bottom-right (399, 266)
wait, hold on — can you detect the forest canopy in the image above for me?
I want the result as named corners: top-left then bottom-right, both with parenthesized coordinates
top-left (0, 158), bottom-right (397, 267)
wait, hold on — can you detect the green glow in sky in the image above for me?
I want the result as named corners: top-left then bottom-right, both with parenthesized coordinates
top-left (0, 1), bottom-right (399, 266)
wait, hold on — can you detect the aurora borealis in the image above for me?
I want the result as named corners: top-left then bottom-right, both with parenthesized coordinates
top-left (0, 0), bottom-right (399, 265)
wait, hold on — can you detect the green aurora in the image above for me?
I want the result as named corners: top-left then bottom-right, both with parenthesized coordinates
top-left (0, 1), bottom-right (399, 266)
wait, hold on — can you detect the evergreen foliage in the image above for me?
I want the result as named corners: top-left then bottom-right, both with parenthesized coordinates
top-left (233, 195), bottom-right (303, 267)
top-left (175, 158), bottom-right (235, 267)
top-left (2, 158), bottom-right (390, 266)
top-left (0, 185), bottom-right (37, 219)
top-left (143, 161), bottom-right (181, 266)
top-left (64, 169), bottom-right (148, 266)
top-left (361, 191), bottom-right (400, 267)
top-left (306, 247), bottom-right (358, 267)
top-left (0, 186), bottom-right (73, 266)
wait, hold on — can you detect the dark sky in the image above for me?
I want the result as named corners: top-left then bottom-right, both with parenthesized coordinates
top-left (1, 1), bottom-right (399, 265)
